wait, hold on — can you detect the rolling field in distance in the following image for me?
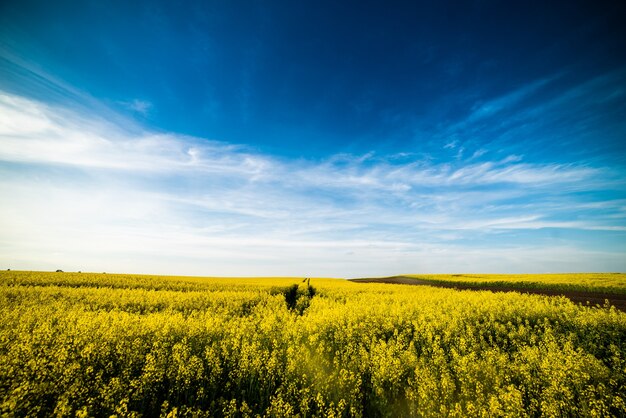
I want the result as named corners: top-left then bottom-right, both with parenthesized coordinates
top-left (351, 273), bottom-right (626, 312)
top-left (399, 273), bottom-right (626, 294)
top-left (1, 270), bottom-right (626, 417)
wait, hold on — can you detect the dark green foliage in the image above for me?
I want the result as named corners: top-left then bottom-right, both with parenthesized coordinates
top-left (273, 282), bottom-right (317, 314)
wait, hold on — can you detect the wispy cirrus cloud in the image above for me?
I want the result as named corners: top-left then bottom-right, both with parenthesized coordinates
top-left (120, 99), bottom-right (153, 116)
top-left (0, 91), bottom-right (625, 276)
top-left (1, 92), bottom-right (608, 189)
top-left (466, 76), bottom-right (557, 123)
top-left (434, 68), bottom-right (626, 166)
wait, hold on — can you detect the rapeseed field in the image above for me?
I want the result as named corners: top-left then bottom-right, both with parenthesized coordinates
top-left (1, 271), bottom-right (625, 417)
top-left (402, 273), bottom-right (626, 294)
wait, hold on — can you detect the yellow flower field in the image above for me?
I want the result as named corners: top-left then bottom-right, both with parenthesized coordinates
top-left (1, 271), bottom-right (625, 417)
top-left (402, 273), bottom-right (626, 294)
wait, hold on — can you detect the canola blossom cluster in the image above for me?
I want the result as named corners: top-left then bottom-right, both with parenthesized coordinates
top-left (1, 271), bottom-right (625, 417)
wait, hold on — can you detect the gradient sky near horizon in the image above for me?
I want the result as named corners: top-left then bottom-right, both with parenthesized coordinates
top-left (1, 0), bottom-right (625, 276)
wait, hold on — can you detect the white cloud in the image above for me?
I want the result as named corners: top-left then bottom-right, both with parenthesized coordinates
top-left (0, 91), bottom-right (624, 275)
top-left (467, 76), bottom-right (556, 123)
top-left (437, 69), bottom-right (626, 166)
top-left (0, 93), bottom-right (609, 188)
top-left (470, 149), bottom-right (487, 159)
top-left (123, 99), bottom-right (152, 115)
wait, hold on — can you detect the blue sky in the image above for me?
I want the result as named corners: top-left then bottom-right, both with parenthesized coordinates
top-left (1, 0), bottom-right (625, 276)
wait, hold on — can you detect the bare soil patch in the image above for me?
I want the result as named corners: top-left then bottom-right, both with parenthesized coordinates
top-left (350, 276), bottom-right (626, 312)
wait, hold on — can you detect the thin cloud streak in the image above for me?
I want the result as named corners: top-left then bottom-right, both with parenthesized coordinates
top-left (432, 68), bottom-right (626, 167)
